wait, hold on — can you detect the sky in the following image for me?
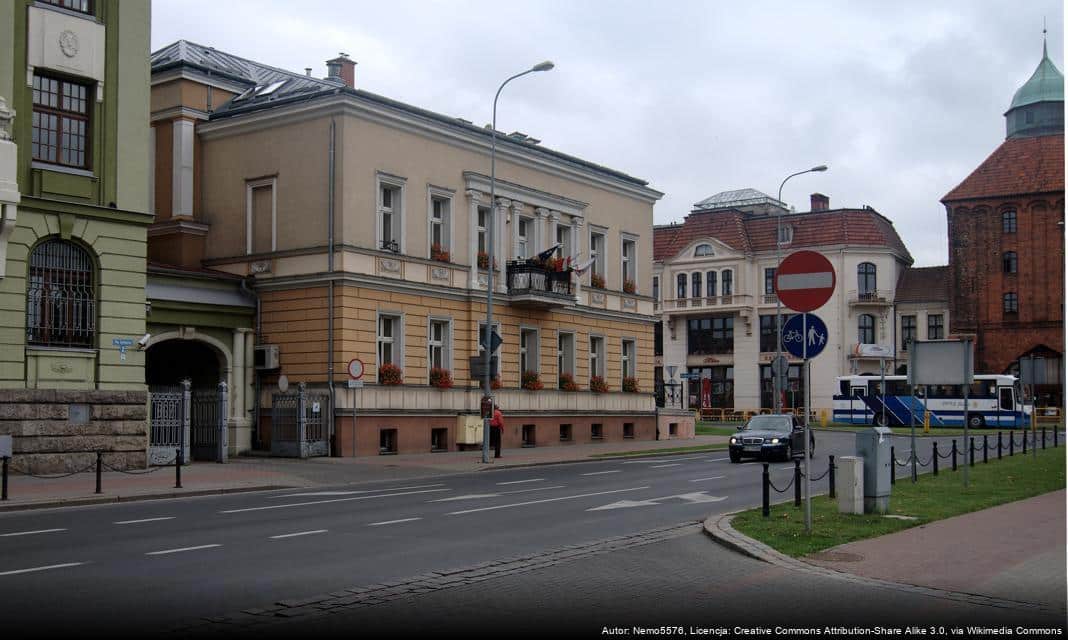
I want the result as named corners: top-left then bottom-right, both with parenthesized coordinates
top-left (151, 0), bottom-right (1064, 267)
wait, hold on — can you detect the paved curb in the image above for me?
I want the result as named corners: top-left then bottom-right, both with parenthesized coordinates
top-left (702, 511), bottom-right (1065, 616)
top-left (476, 447), bottom-right (729, 471)
top-left (0, 485), bottom-right (294, 513)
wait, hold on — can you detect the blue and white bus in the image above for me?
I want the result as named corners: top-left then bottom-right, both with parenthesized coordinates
top-left (833, 374), bottom-right (1031, 428)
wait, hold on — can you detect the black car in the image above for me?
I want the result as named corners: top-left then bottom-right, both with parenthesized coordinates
top-left (728, 414), bottom-right (814, 463)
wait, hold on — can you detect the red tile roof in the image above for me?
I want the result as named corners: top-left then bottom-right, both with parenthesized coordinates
top-left (894, 265), bottom-right (949, 303)
top-left (653, 208), bottom-right (912, 263)
top-left (942, 134), bottom-right (1064, 202)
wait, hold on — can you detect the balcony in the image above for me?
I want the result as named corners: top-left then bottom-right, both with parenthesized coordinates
top-left (848, 289), bottom-right (893, 307)
top-left (506, 260), bottom-right (575, 309)
top-left (659, 295), bottom-right (752, 314)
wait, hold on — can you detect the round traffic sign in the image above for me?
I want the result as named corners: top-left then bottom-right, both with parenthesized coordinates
top-left (277, 374), bottom-right (289, 393)
top-left (347, 359), bottom-right (365, 380)
top-left (782, 313), bottom-right (829, 359)
top-left (775, 250), bottom-right (836, 312)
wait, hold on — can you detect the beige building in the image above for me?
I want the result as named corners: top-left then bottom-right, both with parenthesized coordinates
top-left (147, 42), bottom-right (692, 456)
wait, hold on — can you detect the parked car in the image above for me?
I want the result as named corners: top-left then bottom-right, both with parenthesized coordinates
top-left (728, 414), bottom-right (814, 463)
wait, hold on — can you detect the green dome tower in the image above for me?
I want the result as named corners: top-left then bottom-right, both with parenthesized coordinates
top-left (1004, 35), bottom-right (1064, 138)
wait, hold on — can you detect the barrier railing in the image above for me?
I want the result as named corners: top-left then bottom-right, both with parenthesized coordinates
top-left (0, 449), bottom-right (183, 501)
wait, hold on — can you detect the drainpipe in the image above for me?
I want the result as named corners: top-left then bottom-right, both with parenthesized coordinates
top-left (241, 276), bottom-right (261, 449)
top-left (327, 118), bottom-right (337, 456)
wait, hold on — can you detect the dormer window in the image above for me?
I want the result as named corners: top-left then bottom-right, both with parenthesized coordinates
top-left (778, 225), bottom-right (794, 245)
top-left (694, 244), bottom-right (714, 257)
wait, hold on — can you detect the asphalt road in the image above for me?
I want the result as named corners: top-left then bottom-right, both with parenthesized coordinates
top-left (0, 431), bottom-right (1042, 636)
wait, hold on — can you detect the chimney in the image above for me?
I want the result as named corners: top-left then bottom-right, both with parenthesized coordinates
top-left (810, 192), bottom-right (829, 212)
top-left (305, 67), bottom-right (312, 77)
top-left (325, 53), bottom-right (356, 87)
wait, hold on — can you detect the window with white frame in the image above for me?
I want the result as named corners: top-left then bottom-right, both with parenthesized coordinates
top-left (516, 216), bottom-right (532, 258)
top-left (695, 244), bottom-right (713, 257)
top-left (520, 328), bottom-right (539, 376)
top-left (676, 273), bottom-right (687, 298)
top-left (621, 237), bottom-right (636, 287)
top-left (778, 225), bottom-right (793, 245)
top-left (589, 335), bottom-right (604, 378)
top-left (721, 269), bottom-right (733, 296)
top-left (477, 206), bottom-right (489, 255)
top-left (590, 230), bottom-right (606, 278)
top-left (428, 318), bottom-right (451, 371)
top-left (558, 332), bottom-right (575, 379)
top-left (377, 176), bottom-right (404, 253)
top-left (557, 224), bottom-right (572, 260)
top-left (652, 276), bottom-right (659, 302)
top-left (377, 314), bottom-right (402, 369)
top-left (429, 193), bottom-right (451, 258)
top-left (706, 271), bottom-right (717, 297)
top-left (621, 339), bottom-right (636, 380)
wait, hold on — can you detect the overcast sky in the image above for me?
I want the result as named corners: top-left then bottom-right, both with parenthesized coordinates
top-left (152, 1), bottom-right (1064, 267)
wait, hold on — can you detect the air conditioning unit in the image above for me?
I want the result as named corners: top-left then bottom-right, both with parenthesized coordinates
top-left (254, 344), bottom-right (280, 370)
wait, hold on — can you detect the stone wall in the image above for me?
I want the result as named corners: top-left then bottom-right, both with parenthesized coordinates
top-left (0, 389), bottom-right (147, 473)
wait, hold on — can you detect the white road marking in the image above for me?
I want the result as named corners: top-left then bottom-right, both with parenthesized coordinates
top-left (368, 518), bottom-right (421, 527)
top-left (495, 478), bottom-right (544, 485)
top-left (220, 488), bottom-right (450, 514)
top-left (447, 486), bottom-right (651, 516)
top-left (588, 491), bottom-right (727, 511)
top-left (690, 476), bottom-right (726, 482)
top-left (622, 456), bottom-right (703, 464)
top-left (581, 470), bottom-right (621, 476)
top-left (114, 517), bottom-right (175, 525)
top-left (650, 463), bottom-right (681, 468)
top-left (588, 499), bottom-right (660, 510)
top-left (0, 562), bottom-right (85, 577)
top-left (706, 457), bottom-right (730, 462)
top-left (0, 528), bottom-right (66, 537)
top-left (431, 485), bottom-right (566, 502)
top-left (275, 483), bottom-right (445, 498)
top-left (269, 529), bottom-right (328, 539)
top-left (146, 544), bottom-right (221, 556)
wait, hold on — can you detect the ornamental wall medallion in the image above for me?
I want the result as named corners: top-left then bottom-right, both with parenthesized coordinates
top-left (50, 361), bottom-right (72, 374)
top-left (379, 258), bottom-right (401, 273)
top-left (622, 298), bottom-right (637, 309)
top-left (590, 292), bottom-right (605, 305)
top-left (249, 260), bottom-right (271, 274)
top-left (431, 267), bottom-right (449, 281)
top-left (59, 30), bottom-right (79, 58)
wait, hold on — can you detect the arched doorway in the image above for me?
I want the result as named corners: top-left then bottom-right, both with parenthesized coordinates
top-left (146, 339), bottom-right (228, 462)
top-left (146, 340), bottom-right (223, 388)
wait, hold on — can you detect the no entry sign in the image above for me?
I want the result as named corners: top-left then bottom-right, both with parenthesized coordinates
top-left (775, 250), bottom-right (836, 312)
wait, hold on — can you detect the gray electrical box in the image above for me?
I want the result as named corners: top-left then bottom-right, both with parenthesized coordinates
top-left (856, 427), bottom-right (893, 514)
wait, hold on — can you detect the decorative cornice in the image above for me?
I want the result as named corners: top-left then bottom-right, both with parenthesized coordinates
top-left (151, 106), bottom-right (210, 123)
top-left (19, 196), bottom-right (153, 226)
top-left (465, 172), bottom-right (588, 217)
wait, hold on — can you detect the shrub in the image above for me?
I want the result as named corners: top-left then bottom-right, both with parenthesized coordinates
top-left (546, 256), bottom-right (565, 272)
top-left (558, 372), bottom-right (579, 392)
top-left (522, 370), bottom-right (544, 391)
top-left (589, 375), bottom-right (608, 393)
top-left (622, 376), bottom-right (639, 393)
top-left (590, 273), bottom-right (606, 289)
top-left (378, 363), bottom-right (403, 385)
top-left (431, 243), bottom-right (450, 263)
top-left (623, 279), bottom-right (636, 294)
top-left (429, 367), bottom-right (453, 389)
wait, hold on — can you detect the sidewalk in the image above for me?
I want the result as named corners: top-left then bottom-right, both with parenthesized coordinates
top-left (707, 490), bottom-right (1067, 613)
top-left (0, 435), bottom-right (728, 512)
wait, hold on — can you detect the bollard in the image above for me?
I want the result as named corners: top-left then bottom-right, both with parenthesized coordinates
top-left (762, 463), bottom-right (770, 517)
top-left (952, 439), bottom-right (958, 471)
top-left (998, 432), bottom-right (1003, 460)
top-left (1009, 432), bottom-right (1015, 456)
top-left (932, 442), bottom-right (939, 476)
top-left (983, 435), bottom-right (989, 464)
top-left (1055, 426), bottom-right (1058, 448)
top-left (828, 455), bottom-right (836, 499)
top-left (1, 456), bottom-right (8, 501)
top-left (1023, 431), bottom-right (1028, 454)
top-left (793, 458), bottom-right (801, 507)
top-left (95, 451), bottom-right (103, 494)
top-left (969, 437), bottom-right (975, 467)
top-left (175, 447), bottom-right (183, 489)
top-left (890, 446), bottom-right (896, 485)
top-left (1042, 427), bottom-right (1046, 450)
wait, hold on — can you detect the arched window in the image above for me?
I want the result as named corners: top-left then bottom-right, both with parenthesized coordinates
top-left (721, 270), bottom-right (733, 296)
top-left (691, 272), bottom-right (702, 298)
top-left (858, 314), bottom-right (875, 344)
top-left (706, 271), bottom-right (717, 298)
top-left (26, 239), bottom-right (96, 348)
top-left (857, 262), bottom-right (877, 297)
top-left (1002, 210), bottom-right (1017, 234)
top-left (1003, 292), bottom-right (1018, 314)
top-left (694, 244), bottom-right (713, 257)
top-left (1003, 251), bottom-right (1017, 274)
top-left (676, 273), bottom-right (687, 299)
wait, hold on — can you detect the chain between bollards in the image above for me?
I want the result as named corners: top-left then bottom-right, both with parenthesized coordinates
top-left (95, 451), bottom-right (102, 494)
top-left (762, 462), bottom-right (770, 518)
top-left (793, 458), bottom-right (801, 507)
top-left (932, 441), bottom-right (939, 476)
top-left (828, 455), bottom-right (836, 499)
top-left (174, 447), bottom-right (183, 489)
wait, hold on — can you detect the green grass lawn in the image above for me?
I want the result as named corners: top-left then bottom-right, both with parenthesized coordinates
top-left (695, 424), bottom-right (740, 436)
top-left (731, 445), bottom-right (1066, 558)
top-left (590, 444), bottom-right (727, 458)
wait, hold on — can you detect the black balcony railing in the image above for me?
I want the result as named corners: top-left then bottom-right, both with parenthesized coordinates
top-left (506, 260), bottom-right (573, 297)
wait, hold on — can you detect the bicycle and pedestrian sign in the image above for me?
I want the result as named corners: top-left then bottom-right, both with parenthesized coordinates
top-left (775, 250), bottom-right (836, 312)
top-left (782, 313), bottom-right (828, 359)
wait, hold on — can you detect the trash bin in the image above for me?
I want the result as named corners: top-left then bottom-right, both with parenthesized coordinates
top-left (856, 427), bottom-right (892, 514)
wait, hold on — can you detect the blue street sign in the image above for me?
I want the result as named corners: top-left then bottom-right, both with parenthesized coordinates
top-left (782, 313), bottom-right (828, 360)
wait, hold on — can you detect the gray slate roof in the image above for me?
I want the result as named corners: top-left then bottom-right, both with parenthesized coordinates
top-left (693, 188), bottom-right (786, 211)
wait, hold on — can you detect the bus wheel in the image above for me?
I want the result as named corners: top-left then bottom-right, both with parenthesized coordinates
top-left (968, 415), bottom-right (985, 429)
top-left (873, 413), bottom-right (889, 428)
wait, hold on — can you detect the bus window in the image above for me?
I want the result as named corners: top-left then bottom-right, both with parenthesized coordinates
top-left (868, 381), bottom-right (882, 396)
top-left (852, 387), bottom-right (865, 398)
top-left (840, 380), bottom-right (850, 396)
top-left (999, 387), bottom-right (1014, 411)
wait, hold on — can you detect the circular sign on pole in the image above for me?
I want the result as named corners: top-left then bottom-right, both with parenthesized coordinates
top-left (782, 313), bottom-right (829, 360)
top-left (775, 250), bottom-right (836, 312)
top-left (347, 358), bottom-right (365, 380)
top-left (770, 355), bottom-right (789, 376)
top-left (277, 374), bottom-right (289, 393)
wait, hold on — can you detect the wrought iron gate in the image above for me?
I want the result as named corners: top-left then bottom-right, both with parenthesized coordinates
top-left (148, 385), bottom-right (187, 465)
top-left (149, 380), bottom-right (228, 464)
top-left (271, 382), bottom-right (330, 458)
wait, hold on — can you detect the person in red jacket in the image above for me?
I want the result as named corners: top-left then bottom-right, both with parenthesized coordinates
top-left (489, 404), bottom-right (505, 459)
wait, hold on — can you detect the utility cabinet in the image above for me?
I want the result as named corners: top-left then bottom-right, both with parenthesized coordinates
top-left (856, 427), bottom-right (893, 514)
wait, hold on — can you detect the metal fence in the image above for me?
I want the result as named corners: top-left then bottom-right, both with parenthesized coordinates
top-left (271, 383), bottom-right (330, 458)
top-left (149, 380), bottom-right (228, 464)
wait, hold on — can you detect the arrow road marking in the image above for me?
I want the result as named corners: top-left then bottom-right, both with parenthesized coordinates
top-left (220, 488), bottom-right (450, 513)
top-left (586, 491), bottom-right (727, 511)
top-left (447, 486), bottom-right (650, 516)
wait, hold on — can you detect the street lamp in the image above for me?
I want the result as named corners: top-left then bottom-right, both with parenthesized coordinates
top-left (773, 165), bottom-right (827, 414)
top-left (483, 61), bottom-right (554, 464)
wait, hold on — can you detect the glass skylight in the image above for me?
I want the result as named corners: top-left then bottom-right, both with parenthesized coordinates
top-left (257, 81), bottom-right (286, 96)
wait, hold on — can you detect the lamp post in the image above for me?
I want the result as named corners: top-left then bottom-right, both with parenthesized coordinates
top-left (774, 165), bottom-right (827, 414)
top-left (483, 61), bottom-right (554, 464)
